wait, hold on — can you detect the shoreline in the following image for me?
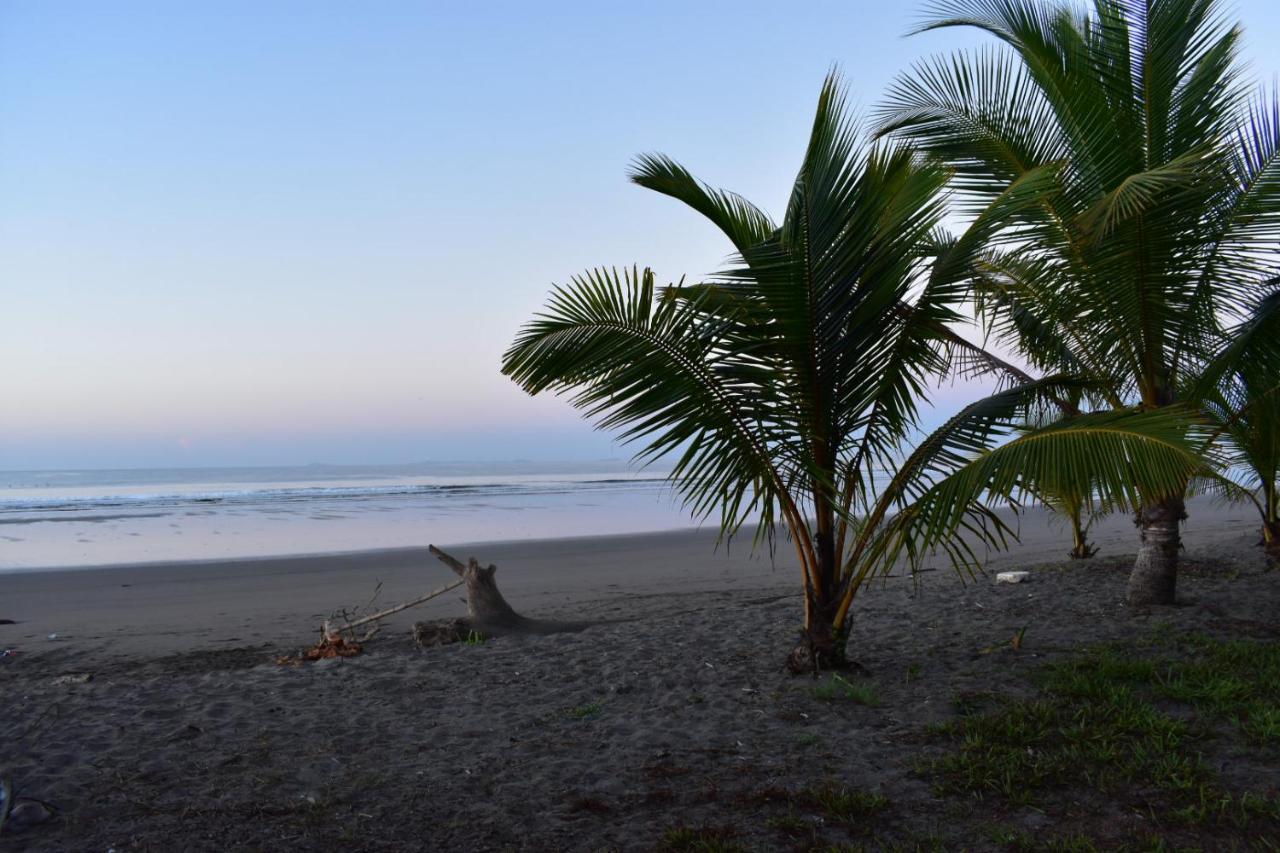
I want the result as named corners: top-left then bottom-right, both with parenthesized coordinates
top-left (0, 497), bottom-right (1265, 664)
top-left (0, 467), bottom-right (691, 572)
top-left (0, 523), bottom-right (711, 576)
top-left (0, 526), bottom-right (797, 661)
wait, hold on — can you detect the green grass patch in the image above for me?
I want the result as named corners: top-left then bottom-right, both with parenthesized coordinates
top-left (565, 701), bottom-right (602, 720)
top-left (923, 634), bottom-right (1280, 836)
top-left (658, 824), bottom-right (746, 852)
top-left (1043, 634), bottom-right (1280, 748)
top-left (810, 673), bottom-right (881, 706)
top-left (797, 780), bottom-right (888, 823)
top-left (987, 828), bottom-right (1113, 852)
top-left (763, 812), bottom-right (810, 833)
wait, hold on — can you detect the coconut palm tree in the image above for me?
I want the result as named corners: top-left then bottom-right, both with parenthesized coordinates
top-left (503, 75), bottom-right (1204, 669)
top-left (1205, 374), bottom-right (1280, 554)
top-left (1197, 292), bottom-right (1280, 555)
top-left (877, 0), bottom-right (1280, 604)
top-left (1002, 382), bottom-right (1102, 558)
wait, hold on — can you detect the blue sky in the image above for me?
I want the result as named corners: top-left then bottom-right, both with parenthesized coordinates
top-left (2, 1), bottom-right (1278, 469)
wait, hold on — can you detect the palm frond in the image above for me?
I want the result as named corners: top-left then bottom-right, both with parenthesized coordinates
top-left (502, 265), bottom-right (787, 539)
top-left (628, 154), bottom-right (777, 255)
top-left (880, 405), bottom-right (1208, 576)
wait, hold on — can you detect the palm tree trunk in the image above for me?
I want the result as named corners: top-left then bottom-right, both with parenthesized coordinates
top-left (1263, 521), bottom-right (1280, 558)
top-left (786, 591), bottom-right (849, 674)
top-left (787, 508), bottom-right (850, 673)
top-left (1127, 495), bottom-right (1186, 605)
top-left (1067, 501), bottom-right (1096, 559)
top-left (786, 457), bottom-right (851, 673)
top-left (1263, 486), bottom-right (1280, 558)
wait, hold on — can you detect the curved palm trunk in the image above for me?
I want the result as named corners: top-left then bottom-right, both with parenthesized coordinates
top-left (783, 437), bottom-right (853, 674)
top-left (1263, 486), bottom-right (1280, 558)
top-left (1263, 521), bottom-right (1280, 558)
top-left (1067, 500), bottom-right (1097, 559)
top-left (786, 568), bottom-right (850, 673)
top-left (786, 500), bottom-right (852, 674)
top-left (1127, 495), bottom-right (1186, 605)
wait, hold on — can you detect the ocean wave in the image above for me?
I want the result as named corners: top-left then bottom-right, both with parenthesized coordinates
top-left (0, 477), bottom-right (673, 515)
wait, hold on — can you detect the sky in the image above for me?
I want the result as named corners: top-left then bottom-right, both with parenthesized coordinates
top-left (2, 1), bottom-right (1279, 470)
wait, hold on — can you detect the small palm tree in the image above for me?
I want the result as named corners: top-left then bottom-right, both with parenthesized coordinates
top-left (1208, 376), bottom-right (1280, 554)
top-left (1008, 384), bottom-right (1101, 558)
top-left (1034, 482), bottom-right (1101, 559)
top-left (878, 0), bottom-right (1280, 604)
top-left (1198, 292), bottom-right (1280, 555)
top-left (503, 76), bottom-right (1203, 669)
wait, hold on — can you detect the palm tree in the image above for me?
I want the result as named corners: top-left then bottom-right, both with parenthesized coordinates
top-left (1005, 383), bottom-right (1101, 558)
top-left (877, 0), bottom-right (1280, 604)
top-left (1205, 375), bottom-right (1280, 555)
top-left (1197, 292), bottom-right (1280, 555)
top-left (1033, 479), bottom-right (1102, 559)
top-left (503, 75), bottom-right (1205, 669)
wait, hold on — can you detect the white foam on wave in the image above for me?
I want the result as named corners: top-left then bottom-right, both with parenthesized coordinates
top-left (0, 476), bottom-right (672, 516)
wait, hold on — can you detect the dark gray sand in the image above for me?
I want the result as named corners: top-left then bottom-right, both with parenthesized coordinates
top-left (1, 500), bottom-right (1276, 850)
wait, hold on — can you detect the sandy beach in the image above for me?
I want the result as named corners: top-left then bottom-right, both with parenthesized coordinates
top-left (8, 1), bottom-right (1280, 850)
top-left (2, 498), bottom-right (1277, 850)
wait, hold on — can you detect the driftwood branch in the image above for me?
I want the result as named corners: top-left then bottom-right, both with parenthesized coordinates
top-left (322, 578), bottom-right (463, 640)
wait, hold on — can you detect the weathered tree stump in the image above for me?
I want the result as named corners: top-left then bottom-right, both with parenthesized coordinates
top-left (413, 545), bottom-right (562, 647)
top-left (428, 545), bottom-right (530, 629)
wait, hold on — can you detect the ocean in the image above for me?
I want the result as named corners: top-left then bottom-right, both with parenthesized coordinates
top-left (0, 461), bottom-right (692, 571)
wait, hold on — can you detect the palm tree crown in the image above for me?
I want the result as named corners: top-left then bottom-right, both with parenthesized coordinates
top-left (877, 0), bottom-right (1280, 602)
top-left (505, 74), bottom-right (1204, 668)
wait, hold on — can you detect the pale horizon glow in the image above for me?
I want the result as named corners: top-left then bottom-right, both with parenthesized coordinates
top-left (3, 1), bottom-right (1278, 470)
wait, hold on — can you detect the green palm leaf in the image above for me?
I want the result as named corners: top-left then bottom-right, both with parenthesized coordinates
top-left (881, 0), bottom-right (1277, 603)
top-left (503, 265), bottom-right (789, 539)
top-left (881, 406), bottom-right (1208, 576)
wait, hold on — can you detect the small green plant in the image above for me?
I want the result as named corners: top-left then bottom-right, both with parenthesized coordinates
top-left (949, 689), bottom-right (999, 717)
top-left (658, 824), bottom-right (746, 852)
top-left (795, 732), bottom-right (821, 747)
top-left (763, 812), bottom-right (811, 834)
top-left (985, 826), bottom-right (1033, 849)
top-left (1167, 786), bottom-right (1280, 828)
top-left (977, 626), bottom-right (1028, 655)
top-left (1242, 705), bottom-right (1280, 745)
top-left (810, 673), bottom-right (880, 706)
top-left (463, 629), bottom-right (486, 646)
top-left (906, 662), bottom-right (923, 683)
top-left (566, 701), bottom-right (603, 720)
top-left (798, 780), bottom-right (888, 823)
top-left (1039, 835), bottom-right (1107, 853)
